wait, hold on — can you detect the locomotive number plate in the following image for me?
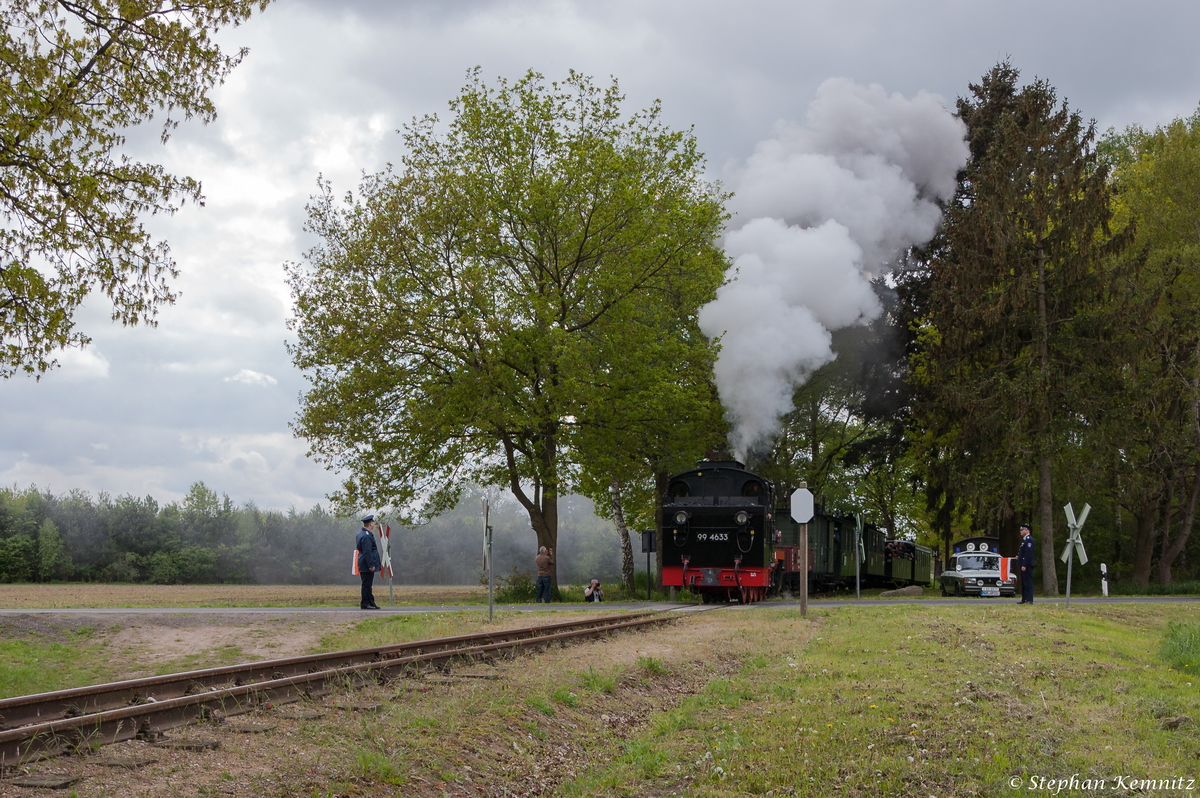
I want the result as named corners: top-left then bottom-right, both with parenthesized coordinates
top-left (695, 533), bottom-right (729, 542)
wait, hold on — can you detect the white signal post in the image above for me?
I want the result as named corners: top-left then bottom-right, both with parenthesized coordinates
top-left (790, 486), bottom-right (814, 616)
top-left (855, 516), bottom-right (864, 600)
top-left (1061, 502), bottom-right (1090, 608)
top-left (482, 498), bottom-right (494, 622)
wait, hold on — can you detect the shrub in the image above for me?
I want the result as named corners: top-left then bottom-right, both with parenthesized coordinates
top-left (493, 567), bottom-right (537, 603)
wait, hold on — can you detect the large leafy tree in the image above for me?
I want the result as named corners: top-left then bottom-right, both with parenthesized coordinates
top-left (572, 299), bottom-right (726, 591)
top-left (0, 0), bottom-right (271, 377)
top-left (911, 63), bottom-right (1127, 594)
top-left (287, 70), bottom-right (728, 587)
top-left (1098, 109), bottom-right (1200, 585)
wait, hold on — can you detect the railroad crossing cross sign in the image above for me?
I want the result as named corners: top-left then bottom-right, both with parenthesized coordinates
top-left (790, 488), bottom-right (814, 524)
top-left (1061, 503), bottom-right (1090, 565)
top-left (1061, 502), bottom-right (1091, 609)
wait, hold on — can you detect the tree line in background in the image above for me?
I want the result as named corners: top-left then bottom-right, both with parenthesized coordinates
top-left (0, 482), bottom-right (624, 587)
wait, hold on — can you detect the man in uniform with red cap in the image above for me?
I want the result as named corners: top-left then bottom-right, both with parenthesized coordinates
top-left (357, 514), bottom-right (382, 610)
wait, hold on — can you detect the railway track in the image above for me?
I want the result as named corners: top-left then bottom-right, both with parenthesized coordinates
top-left (0, 609), bottom-right (683, 769)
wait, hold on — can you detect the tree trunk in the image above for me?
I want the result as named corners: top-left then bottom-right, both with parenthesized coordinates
top-left (1037, 449), bottom-right (1059, 596)
top-left (1159, 470), bottom-right (1200, 585)
top-left (610, 480), bottom-right (636, 592)
top-left (503, 433), bottom-right (559, 593)
top-left (1131, 501), bottom-right (1158, 588)
top-left (1161, 338), bottom-right (1200, 584)
top-left (1034, 248), bottom-right (1060, 596)
top-left (654, 468), bottom-right (668, 589)
top-left (997, 497), bottom-right (1020, 558)
top-left (935, 489), bottom-right (955, 563)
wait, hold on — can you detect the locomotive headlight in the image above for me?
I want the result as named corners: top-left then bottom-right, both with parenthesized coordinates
top-left (674, 511), bottom-right (689, 525)
top-left (734, 511), bottom-right (749, 526)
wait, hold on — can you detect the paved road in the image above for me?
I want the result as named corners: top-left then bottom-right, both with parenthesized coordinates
top-left (1, 595), bottom-right (1196, 615)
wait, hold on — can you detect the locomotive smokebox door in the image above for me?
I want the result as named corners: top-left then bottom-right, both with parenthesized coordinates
top-left (640, 529), bottom-right (656, 553)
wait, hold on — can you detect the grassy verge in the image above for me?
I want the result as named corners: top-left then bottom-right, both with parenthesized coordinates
top-left (2, 604), bottom-right (1198, 797)
top-left (249, 604), bottom-right (1199, 797)
top-left (561, 604), bottom-right (1200, 796)
top-left (0, 583), bottom-right (486, 608)
top-left (0, 627), bottom-right (114, 696)
top-left (314, 608), bottom-right (616, 651)
top-left (0, 609), bottom-right (621, 697)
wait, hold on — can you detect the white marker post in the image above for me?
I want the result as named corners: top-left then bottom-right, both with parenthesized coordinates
top-left (1101, 563), bottom-right (1108, 597)
top-left (1061, 503), bottom-right (1090, 609)
top-left (855, 516), bottom-right (864, 600)
top-left (482, 498), bottom-right (493, 622)
top-left (791, 486), bottom-right (814, 616)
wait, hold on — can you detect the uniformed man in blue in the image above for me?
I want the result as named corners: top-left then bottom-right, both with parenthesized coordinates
top-left (1017, 523), bottom-right (1035, 604)
top-left (357, 514), bottom-right (382, 610)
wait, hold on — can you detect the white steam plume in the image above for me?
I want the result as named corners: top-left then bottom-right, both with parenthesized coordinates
top-left (698, 78), bottom-right (969, 458)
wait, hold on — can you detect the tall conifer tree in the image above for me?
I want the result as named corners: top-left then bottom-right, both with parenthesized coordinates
top-left (912, 63), bottom-right (1126, 595)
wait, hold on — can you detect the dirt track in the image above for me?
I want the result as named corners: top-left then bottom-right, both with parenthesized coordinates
top-left (0, 583), bottom-right (485, 610)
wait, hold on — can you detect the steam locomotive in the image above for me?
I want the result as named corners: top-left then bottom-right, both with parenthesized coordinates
top-left (660, 460), bottom-right (933, 603)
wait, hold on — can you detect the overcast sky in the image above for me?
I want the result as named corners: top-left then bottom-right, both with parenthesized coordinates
top-left (2, 0), bottom-right (1196, 511)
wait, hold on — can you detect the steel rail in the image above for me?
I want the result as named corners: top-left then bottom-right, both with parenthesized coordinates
top-left (0, 611), bottom-right (676, 768)
top-left (0, 610), bottom-right (658, 732)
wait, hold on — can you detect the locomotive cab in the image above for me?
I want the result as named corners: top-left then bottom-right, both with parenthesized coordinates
top-left (661, 461), bottom-right (775, 603)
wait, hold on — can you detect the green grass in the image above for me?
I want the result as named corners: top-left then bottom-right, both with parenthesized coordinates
top-left (551, 685), bottom-right (579, 707)
top-left (314, 609), bottom-right (566, 652)
top-left (352, 747), bottom-right (405, 786)
top-left (637, 655), bottom-right (668, 675)
top-left (525, 695), bottom-right (555, 716)
top-left (558, 604), bottom-right (1200, 796)
top-left (0, 629), bottom-right (113, 698)
top-left (1112, 579), bottom-right (1200, 596)
top-left (578, 664), bottom-right (620, 694)
top-left (1161, 621), bottom-right (1200, 670)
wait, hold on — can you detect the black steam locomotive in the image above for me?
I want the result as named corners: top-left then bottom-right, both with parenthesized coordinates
top-left (661, 461), bottom-right (775, 603)
top-left (661, 460), bottom-right (933, 603)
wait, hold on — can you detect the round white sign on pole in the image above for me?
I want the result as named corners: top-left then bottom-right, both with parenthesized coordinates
top-left (790, 488), bottom-right (814, 523)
